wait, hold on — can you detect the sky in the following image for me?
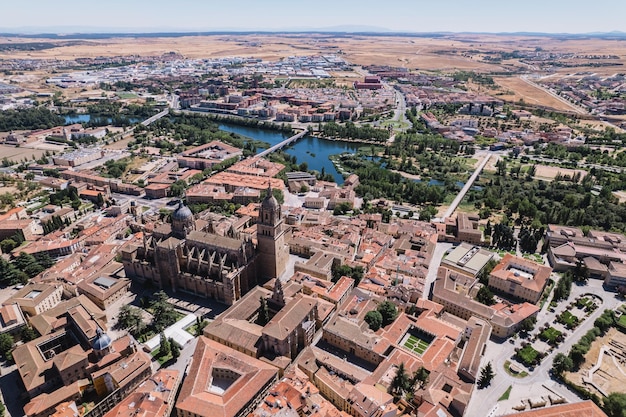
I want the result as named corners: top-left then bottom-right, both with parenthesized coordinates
top-left (1, 0), bottom-right (624, 34)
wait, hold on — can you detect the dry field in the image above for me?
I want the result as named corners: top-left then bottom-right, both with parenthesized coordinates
top-left (493, 76), bottom-right (579, 112)
top-left (566, 328), bottom-right (626, 397)
top-left (2, 34), bottom-right (624, 73)
top-left (0, 145), bottom-right (47, 161)
top-left (533, 164), bottom-right (587, 180)
top-left (104, 136), bottom-right (134, 150)
top-left (613, 191), bottom-right (626, 203)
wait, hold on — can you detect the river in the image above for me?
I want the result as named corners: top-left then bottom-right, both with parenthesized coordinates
top-left (218, 124), bottom-right (363, 185)
top-left (64, 114), bottom-right (142, 125)
top-left (64, 115), bottom-right (363, 185)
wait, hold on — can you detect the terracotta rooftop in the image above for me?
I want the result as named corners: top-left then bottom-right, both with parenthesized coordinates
top-left (176, 337), bottom-right (278, 417)
top-left (490, 253), bottom-right (552, 293)
top-left (501, 400), bottom-right (607, 417)
top-left (103, 369), bottom-right (180, 417)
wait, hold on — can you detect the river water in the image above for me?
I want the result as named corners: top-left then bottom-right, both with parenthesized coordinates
top-left (218, 124), bottom-right (362, 185)
top-left (64, 115), bottom-right (361, 185)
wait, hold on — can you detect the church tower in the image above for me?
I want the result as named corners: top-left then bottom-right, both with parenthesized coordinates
top-left (257, 185), bottom-right (288, 281)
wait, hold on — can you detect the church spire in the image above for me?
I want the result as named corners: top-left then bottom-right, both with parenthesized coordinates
top-left (272, 278), bottom-right (285, 307)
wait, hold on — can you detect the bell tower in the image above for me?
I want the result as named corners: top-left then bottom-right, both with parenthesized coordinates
top-left (257, 184), bottom-right (288, 281)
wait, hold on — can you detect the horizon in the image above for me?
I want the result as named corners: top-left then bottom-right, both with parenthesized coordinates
top-left (1, 0), bottom-right (625, 35)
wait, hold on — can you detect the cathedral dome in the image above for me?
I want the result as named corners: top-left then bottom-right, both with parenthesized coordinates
top-left (93, 328), bottom-right (112, 351)
top-left (172, 201), bottom-right (193, 222)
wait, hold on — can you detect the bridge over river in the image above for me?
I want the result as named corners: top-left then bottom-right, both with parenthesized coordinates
top-left (256, 130), bottom-right (308, 157)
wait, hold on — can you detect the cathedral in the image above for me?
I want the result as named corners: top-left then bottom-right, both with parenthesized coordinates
top-left (121, 187), bottom-right (289, 305)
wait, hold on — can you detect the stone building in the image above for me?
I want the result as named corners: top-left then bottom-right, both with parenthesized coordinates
top-left (122, 189), bottom-right (288, 305)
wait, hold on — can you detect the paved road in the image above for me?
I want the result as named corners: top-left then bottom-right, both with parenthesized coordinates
top-left (466, 279), bottom-right (624, 416)
top-left (442, 154), bottom-right (492, 220)
top-left (165, 337), bottom-right (198, 376)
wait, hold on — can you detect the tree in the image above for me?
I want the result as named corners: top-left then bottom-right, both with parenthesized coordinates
top-left (478, 259), bottom-right (497, 285)
top-left (552, 353), bottom-right (573, 376)
top-left (519, 316), bottom-right (537, 334)
top-left (194, 317), bottom-right (209, 337)
top-left (478, 362), bottom-right (494, 388)
top-left (476, 286), bottom-right (495, 306)
top-left (410, 367), bottom-right (430, 389)
top-left (377, 301), bottom-right (398, 327)
top-left (603, 392), bottom-right (626, 417)
top-left (159, 332), bottom-right (171, 357)
top-left (117, 305), bottom-right (145, 333)
top-left (20, 325), bottom-right (38, 342)
top-left (595, 310), bottom-right (615, 333)
top-left (257, 297), bottom-right (270, 326)
top-left (553, 273), bottom-right (573, 302)
top-left (0, 333), bottom-right (14, 359)
top-left (331, 263), bottom-right (364, 284)
top-left (170, 180), bottom-right (188, 197)
top-left (364, 310), bottom-right (383, 331)
top-left (389, 362), bottom-right (410, 396)
top-left (0, 239), bottom-right (17, 254)
top-left (96, 193), bottom-right (105, 208)
top-left (169, 338), bottom-right (180, 360)
top-left (573, 259), bottom-right (589, 284)
top-left (419, 206), bottom-right (437, 222)
top-left (151, 291), bottom-right (177, 331)
top-left (13, 252), bottom-right (44, 278)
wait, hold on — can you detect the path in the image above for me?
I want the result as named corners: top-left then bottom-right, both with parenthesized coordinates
top-left (442, 154), bottom-right (491, 219)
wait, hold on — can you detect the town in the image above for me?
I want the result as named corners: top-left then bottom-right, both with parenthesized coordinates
top-left (0, 28), bottom-right (625, 417)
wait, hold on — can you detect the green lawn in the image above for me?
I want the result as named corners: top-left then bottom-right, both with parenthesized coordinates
top-left (517, 345), bottom-right (540, 367)
top-left (498, 385), bottom-right (513, 401)
top-left (116, 92), bottom-right (138, 99)
top-left (618, 314), bottom-right (626, 327)
top-left (558, 311), bottom-right (579, 328)
top-left (539, 327), bottom-right (562, 345)
top-left (503, 360), bottom-right (529, 378)
top-left (404, 334), bottom-right (431, 355)
top-left (151, 347), bottom-right (173, 365)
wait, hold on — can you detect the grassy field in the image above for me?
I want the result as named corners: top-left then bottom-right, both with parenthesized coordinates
top-left (403, 334), bottom-right (431, 355)
top-left (116, 92), bottom-right (138, 99)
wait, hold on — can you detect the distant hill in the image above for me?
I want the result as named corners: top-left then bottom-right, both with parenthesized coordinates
top-left (0, 28), bottom-right (624, 40)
